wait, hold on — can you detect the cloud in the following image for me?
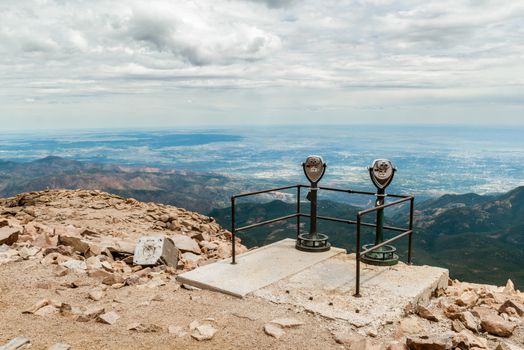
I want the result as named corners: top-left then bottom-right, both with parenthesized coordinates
top-left (0, 0), bottom-right (523, 128)
top-left (243, 0), bottom-right (297, 8)
top-left (125, 2), bottom-right (282, 65)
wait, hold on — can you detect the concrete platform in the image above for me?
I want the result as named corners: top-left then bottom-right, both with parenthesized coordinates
top-left (177, 239), bottom-right (448, 330)
top-left (253, 253), bottom-right (448, 329)
top-left (177, 238), bottom-right (346, 298)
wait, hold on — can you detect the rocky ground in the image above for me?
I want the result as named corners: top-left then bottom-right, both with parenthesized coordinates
top-left (0, 189), bottom-right (523, 349)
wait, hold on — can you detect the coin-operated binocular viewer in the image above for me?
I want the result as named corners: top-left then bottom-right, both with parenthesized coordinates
top-left (296, 155), bottom-right (331, 252)
top-left (361, 159), bottom-right (399, 266)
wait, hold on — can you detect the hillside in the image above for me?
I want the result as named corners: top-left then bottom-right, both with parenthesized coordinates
top-left (0, 156), bottom-right (238, 213)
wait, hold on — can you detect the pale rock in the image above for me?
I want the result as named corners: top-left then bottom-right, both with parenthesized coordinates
top-left (41, 252), bottom-right (70, 266)
top-left (182, 284), bottom-right (200, 291)
top-left (499, 299), bottom-right (524, 317)
top-left (181, 252), bottom-right (202, 264)
top-left (102, 274), bottom-right (124, 285)
top-left (452, 319), bottom-right (466, 333)
top-left (215, 242), bottom-right (232, 258)
top-left (88, 268), bottom-right (113, 280)
top-left (398, 316), bottom-right (424, 335)
top-left (171, 234), bottom-right (201, 254)
top-left (0, 227), bottom-right (20, 245)
top-left (168, 325), bottom-right (187, 337)
top-left (88, 289), bottom-right (106, 301)
top-left (85, 256), bottom-right (103, 270)
top-left (59, 303), bottom-right (84, 319)
top-left (452, 330), bottom-right (488, 349)
top-left (460, 311), bottom-right (480, 332)
top-left (331, 332), bottom-right (381, 350)
top-left (48, 343), bottom-right (71, 350)
top-left (97, 311), bottom-right (120, 325)
top-left (480, 313), bottom-right (517, 337)
top-left (387, 341), bottom-right (407, 350)
top-left (23, 299), bottom-right (51, 314)
top-left (101, 260), bottom-right (113, 271)
top-left (190, 232), bottom-right (205, 242)
top-left (189, 320), bottom-right (200, 331)
top-left (200, 241), bottom-right (218, 251)
top-left (60, 259), bottom-right (87, 270)
top-left (270, 318), bottom-right (304, 328)
top-left (0, 336), bottom-right (31, 350)
top-left (191, 324), bottom-right (217, 341)
top-left (457, 290), bottom-right (479, 308)
top-left (264, 323), bottom-right (285, 339)
top-left (417, 304), bottom-right (439, 322)
top-left (34, 305), bottom-right (59, 317)
top-left (57, 235), bottom-right (90, 255)
top-left (472, 306), bottom-right (497, 320)
top-left (0, 248), bottom-right (21, 265)
top-left (127, 322), bottom-right (162, 333)
top-left (53, 265), bottom-right (69, 277)
top-left (77, 306), bottom-right (105, 322)
top-left (151, 294), bottom-right (164, 302)
top-left (503, 280), bottom-right (515, 294)
top-left (18, 246), bottom-right (40, 259)
top-left (406, 337), bottom-right (449, 350)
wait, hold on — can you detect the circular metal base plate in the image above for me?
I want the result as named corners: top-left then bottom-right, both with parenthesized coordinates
top-left (296, 233), bottom-right (331, 253)
top-left (361, 244), bottom-right (399, 266)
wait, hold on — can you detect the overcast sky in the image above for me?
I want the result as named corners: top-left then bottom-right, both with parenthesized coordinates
top-left (1, 0), bottom-right (523, 129)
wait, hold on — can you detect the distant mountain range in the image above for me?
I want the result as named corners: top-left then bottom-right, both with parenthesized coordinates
top-left (0, 156), bottom-right (239, 213)
top-left (1, 156), bottom-right (522, 287)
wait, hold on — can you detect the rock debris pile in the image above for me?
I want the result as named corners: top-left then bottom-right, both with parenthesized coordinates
top-left (0, 189), bottom-right (246, 271)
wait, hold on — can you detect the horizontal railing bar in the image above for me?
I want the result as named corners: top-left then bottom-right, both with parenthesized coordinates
top-left (317, 186), bottom-right (412, 199)
top-left (318, 186), bottom-right (377, 196)
top-left (235, 213), bottom-right (298, 232)
top-left (359, 230), bottom-right (412, 256)
top-left (232, 185), bottom-right (299, 199)
top-left (299, 214), bottom-right (407, 232)
top-left (358, 196), bottom-right (413, 216)
top-left (300, 213), bottom-right (352, 224)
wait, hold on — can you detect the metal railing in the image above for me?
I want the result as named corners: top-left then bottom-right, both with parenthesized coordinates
top-left (230, 184), bottom-right (414, 296)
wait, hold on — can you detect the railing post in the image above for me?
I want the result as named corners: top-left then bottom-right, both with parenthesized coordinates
top-left (231, 197), bottom-right (236, 265)
top-left (408, 196), bottom-right (414, 265)
top-left (296, 185), bottom-right (301, 238)
top-left (355, 214), bottom-right (361, 297)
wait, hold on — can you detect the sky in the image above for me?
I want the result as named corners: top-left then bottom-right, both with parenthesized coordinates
top-left (1, 0), bottom-right (524, 129)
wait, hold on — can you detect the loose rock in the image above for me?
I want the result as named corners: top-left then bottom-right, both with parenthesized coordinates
top-left (264, 323), bottom-right (285, 339)
top-left (479, 313), bottom-right (517, 337)
top-left (97, 311), bottom-right (120, 325)
top-left (191, 324), bottom-right (217, 341)
top-left (127, 322), bottom-right (162, 333)
top-left (0, 336), bottom-right (30, 350)
top-left (406, 337), bottom-right (449, 350)
top-left (270, 318), bottom-right (304, 328)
